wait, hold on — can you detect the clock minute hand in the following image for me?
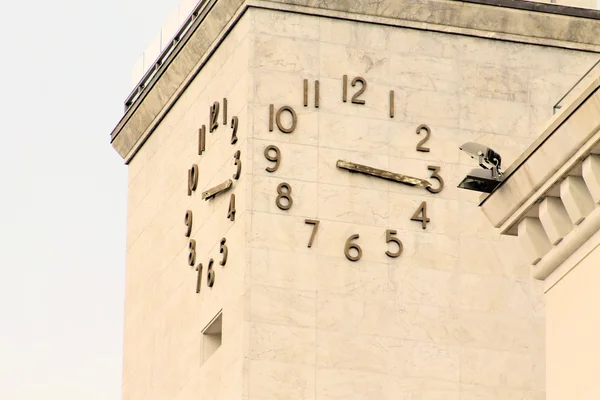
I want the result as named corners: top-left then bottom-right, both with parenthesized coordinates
top-left (336, 160), bottom-right (431, 188)
top-left (202, 179), bottom-right (233, 200)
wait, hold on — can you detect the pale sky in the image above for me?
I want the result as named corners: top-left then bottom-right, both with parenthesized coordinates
top-left (0, 1), bottom-right (180, 398)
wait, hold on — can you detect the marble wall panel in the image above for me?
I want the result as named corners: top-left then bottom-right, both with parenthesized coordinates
top-left (241, 7), bottom-right (598, 399)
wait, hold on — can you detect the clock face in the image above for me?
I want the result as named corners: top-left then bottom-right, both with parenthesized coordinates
top-left (183, 71), bottom-right (465, 295)
top-left (183, 97), bottom-right (248, 295)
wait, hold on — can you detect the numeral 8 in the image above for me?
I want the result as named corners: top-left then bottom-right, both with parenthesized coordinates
top-left (188, 239), bottom-right (196, 266)
top-left (276, 182), bottom-right (293, 210)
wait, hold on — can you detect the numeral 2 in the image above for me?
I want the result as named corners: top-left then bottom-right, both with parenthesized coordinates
top-left (230, 116), bottom-right (239, 144)
top-left (210, 102), bottom-right (219, 132)
top-left (416, 124), bottom-right (431, 152)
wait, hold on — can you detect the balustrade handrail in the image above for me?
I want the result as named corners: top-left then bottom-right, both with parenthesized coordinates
top-left (553, 57), bottom-right (600, 114)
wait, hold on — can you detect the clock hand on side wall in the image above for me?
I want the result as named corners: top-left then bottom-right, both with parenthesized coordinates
top-left (336, 160), bottom-right (432, 189)
top-left (202, 179), bottom-right (233, 200)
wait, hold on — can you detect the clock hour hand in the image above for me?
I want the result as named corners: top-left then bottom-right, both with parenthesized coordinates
top-left (336, 160), bottom-right (431, 188)
top-left (202, 179), bottom-right (233, 200)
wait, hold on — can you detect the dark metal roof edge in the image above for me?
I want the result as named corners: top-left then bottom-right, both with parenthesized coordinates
top-left (460, 0), bottom-right (600, 20)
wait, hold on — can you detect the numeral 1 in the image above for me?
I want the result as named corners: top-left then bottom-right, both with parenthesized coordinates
top-left (196, 263), bottom-right (203, 293)
top-left (198, 125), bottom-right (206, 155)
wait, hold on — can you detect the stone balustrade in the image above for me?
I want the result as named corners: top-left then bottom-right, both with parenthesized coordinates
top-left (517, 154), bottom-right (600, 279)
top-left (480, 74), bottom-right (600, 284)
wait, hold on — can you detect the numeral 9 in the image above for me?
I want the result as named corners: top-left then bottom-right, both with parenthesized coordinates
top-left (264, 145), bottom-right (281, 173)
top-left (184, 210), bottom-right (193, 237)
top-left (210, 102), bottom-right (219, 132)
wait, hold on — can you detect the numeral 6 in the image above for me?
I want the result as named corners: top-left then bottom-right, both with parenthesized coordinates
top-left (207, 259), bottom-right (215, 288)
top-left (344, 234), bottom-right (362, 262)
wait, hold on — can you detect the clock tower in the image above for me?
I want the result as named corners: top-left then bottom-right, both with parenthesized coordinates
top-left (110, 1), bottom-right (600, 399)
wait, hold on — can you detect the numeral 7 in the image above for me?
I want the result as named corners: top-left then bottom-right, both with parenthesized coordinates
top-left (305, 219), bottom-right (320, 248)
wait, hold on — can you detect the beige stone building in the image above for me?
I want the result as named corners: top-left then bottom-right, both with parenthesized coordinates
top-left (109, 1), bottom-right (600, 399)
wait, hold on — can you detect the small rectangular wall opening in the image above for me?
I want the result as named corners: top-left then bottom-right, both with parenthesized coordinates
top-left (202, 311), bottom-right (222, 364)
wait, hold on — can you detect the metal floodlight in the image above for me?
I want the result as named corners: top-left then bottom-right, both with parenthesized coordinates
top-left (457, 142), bottom-right (503, 193)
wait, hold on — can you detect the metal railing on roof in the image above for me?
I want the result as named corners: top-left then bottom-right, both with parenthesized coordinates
top-left (553, 58), bottom-right (600, 114)
top-left (124, 0), bottom-right (211, 112)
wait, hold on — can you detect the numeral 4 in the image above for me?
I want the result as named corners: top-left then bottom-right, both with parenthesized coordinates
top-left (411, 201), bottom-right (430, 230)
